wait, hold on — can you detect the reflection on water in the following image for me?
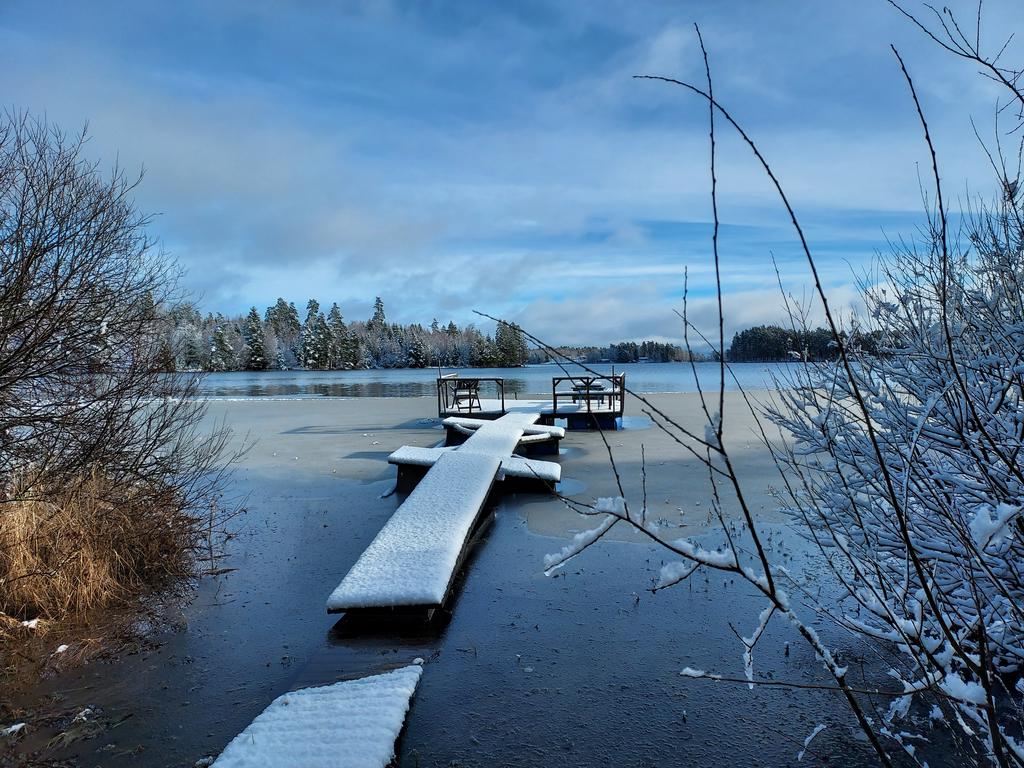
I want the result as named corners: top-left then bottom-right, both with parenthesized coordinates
top-left (196, 362), bottom-right (790, 399)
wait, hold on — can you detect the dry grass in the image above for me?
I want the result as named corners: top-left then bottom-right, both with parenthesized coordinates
top-left (0, 472), bottom-right (204, 622)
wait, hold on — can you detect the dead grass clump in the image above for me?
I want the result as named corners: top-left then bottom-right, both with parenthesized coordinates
top-left (0, 472), bottom-right (202, 622)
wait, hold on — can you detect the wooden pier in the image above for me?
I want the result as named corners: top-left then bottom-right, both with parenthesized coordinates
top-left (327, 412), bottom-right (562, 614)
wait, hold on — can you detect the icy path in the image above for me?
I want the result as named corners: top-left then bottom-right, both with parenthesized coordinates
top-left (212, 665), bottom-right (422, 768)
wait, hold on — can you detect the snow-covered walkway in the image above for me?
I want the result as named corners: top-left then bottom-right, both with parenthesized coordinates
top-left (327, 450), bottom-right (502, 611)
top-left (212, 665), bottom-right (422, 768)
top-left (328, 411), bottom-right (561, 612)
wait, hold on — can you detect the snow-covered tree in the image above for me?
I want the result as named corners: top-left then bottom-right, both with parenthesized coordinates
top-left (300, 299), bottom-right (330, 369)
top-left (369, 296), bottom-right (386, 330)
top-left (208, 324), bottom-right (236, 372)
top-left (543, 11), bottom-right (1024, 765)
top-left (242, 306), bottom-right (267, 370)
top-left (326, 302), bottom-right (352, 369)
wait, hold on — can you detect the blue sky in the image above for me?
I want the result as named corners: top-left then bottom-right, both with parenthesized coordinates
top-left (2, 1), bottom-right (1018, 344)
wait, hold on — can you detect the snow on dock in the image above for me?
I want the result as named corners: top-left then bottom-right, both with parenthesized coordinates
top-left (388, 445), bottom-right (561, 483)
top-left (442, 416), bottom-right (565, 439)
top-left (212, 664), bottom-right (422, 768)
top-left (455, 411), bottom-right (540, 456)
top-left (327, 451), bottom-right (502, 611)
top-left (328, 411), bottom-right (564, 613)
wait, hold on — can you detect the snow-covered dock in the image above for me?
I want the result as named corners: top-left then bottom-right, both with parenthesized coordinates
top-left (442, 415), bottom-right (564, 454)
top-left (436, 374), bottom-right (626, 430)
top-left (388, 445), bottom-right (561, 484)
top-left (390, 411), bottom-right (562, 492)
top-left (212, 664), bottom-right (422, 768)
top-left (329, 412), bottom-right (562, 613)
top-left (327, 451), bottom-right (502, 611)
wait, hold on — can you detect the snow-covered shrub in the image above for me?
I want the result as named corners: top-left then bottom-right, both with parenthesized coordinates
top-left (767, 186), bottom-right (1024, 763)
top-left (541, 6), bottom-right (1024, 764)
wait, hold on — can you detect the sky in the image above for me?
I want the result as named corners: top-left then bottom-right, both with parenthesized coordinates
top-left (2, 1), bottom-right (1019, 345)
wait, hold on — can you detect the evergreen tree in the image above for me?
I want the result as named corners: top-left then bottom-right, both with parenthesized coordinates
top-left (243, 306), bottom-right (267, 370)
top-left (326, 302), bottom-right (350, 368)
top-left (406, 335), bottom-right (428, 368)
top-left (265, 298), bottom-right (301, 367)
top-left (369, 296), bottom-right (386, 329)
top-left (209, 325), bottom-right (235, 371)
top-left (301, 299), bottom-right (331, 369)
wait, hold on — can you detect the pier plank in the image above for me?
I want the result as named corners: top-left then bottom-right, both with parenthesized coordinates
top-left (212, 665), bottom-right (422, 768)
top-left (326, 451), bottom-right (501, 611)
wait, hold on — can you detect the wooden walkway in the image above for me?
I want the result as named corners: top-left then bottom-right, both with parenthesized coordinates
top-left (212, 665), bottom-right (422, 768)
top-left (326, 451), bottom-right (501, 612)
top-left (327, 412), bottom-right (562, 613)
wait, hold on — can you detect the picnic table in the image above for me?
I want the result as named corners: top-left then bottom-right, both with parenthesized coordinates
top-left (570, 378), bottom-right (612, 407)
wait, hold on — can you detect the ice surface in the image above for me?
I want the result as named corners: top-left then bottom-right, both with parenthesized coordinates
top-left (212, 665), bottom-right (423, 768)
top-left (327, 451), bottom-right (502, 610)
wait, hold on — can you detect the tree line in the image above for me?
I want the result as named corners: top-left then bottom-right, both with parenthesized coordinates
top-left (163, 296), bottom-right (530, 371)
top-left (529, 340), bottom-right (694, 365)
top-left (726, 324), bottom-right (883, 362)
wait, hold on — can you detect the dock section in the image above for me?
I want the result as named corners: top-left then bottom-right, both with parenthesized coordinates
top-left (328, 412), bottom-right (563, 614)
top-left (436, 373), bottom-right (626, 430)
top-left (327, 451), bottom-right (501, 612)
top-left (442, 416), bottom-right (565, 455)
top-left (212, 664), bottom-right (423, 768)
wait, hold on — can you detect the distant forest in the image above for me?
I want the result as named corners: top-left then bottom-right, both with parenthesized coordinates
top-left (726, 325), bottom-right (883, 362)
top-left (161, 300), bottom-right (876, 372)
top-left (163, 297), bottom-right (530, 371)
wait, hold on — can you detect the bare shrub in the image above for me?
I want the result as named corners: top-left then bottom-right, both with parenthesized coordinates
top-left (0, 112), bottom-right (236, 627)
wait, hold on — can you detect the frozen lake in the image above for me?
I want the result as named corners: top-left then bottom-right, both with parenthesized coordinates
top-left (197, 361), bottom-right (794, 399)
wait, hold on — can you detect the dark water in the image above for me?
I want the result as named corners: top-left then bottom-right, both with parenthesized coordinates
top-left (10, 421), bottom-right (911, 768)
top-left (196, 362), bottom-right (791, 399)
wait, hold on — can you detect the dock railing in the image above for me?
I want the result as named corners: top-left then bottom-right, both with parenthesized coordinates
top-left (437, 375), bottom-right (506, 417)
top-left (551, 373), bottom-right (626, 419)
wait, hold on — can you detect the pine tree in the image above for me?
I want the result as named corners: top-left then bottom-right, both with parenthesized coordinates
top-left (301, 299), bottom-right (330, 369)
top-left (264, 298), bottom-right (301, 367)
top-left (407, 335), bottom-right (428, 368)
top-left (510, 322), bottom-right (528, 366)
top-left (243, 307), bottom-right (267, 370)
top-left (209, 325), bottom-right (235, 371)
top-left (369, 296), bottom-right (386, 329)
top-left (326, 302), bottom-right (351, 369)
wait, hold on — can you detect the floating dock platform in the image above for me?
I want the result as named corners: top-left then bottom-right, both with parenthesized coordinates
top-left (436, 373), bottom-right (626, 430)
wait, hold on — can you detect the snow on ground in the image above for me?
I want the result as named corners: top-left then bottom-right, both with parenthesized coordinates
top-left (212, 664), bottom-right (423, 768)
